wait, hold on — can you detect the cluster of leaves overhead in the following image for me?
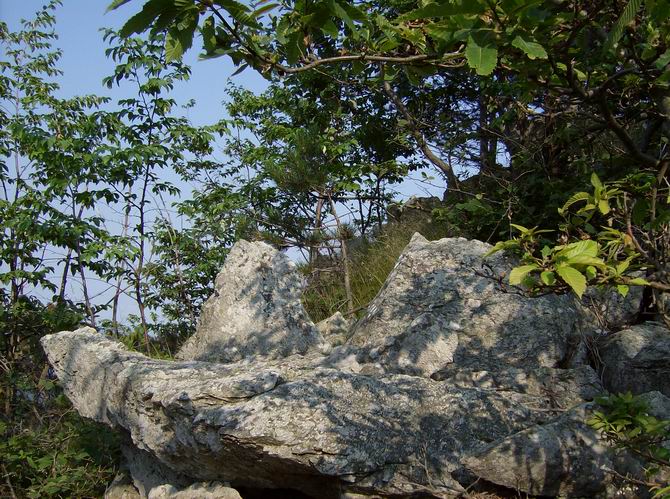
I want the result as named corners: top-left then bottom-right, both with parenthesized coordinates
top-left (107, 0), bottom-right (669, 81)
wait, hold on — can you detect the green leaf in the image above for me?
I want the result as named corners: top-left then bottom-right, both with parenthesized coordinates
top-left (510, 223), bottom-right (529, 233)
top-left (557, 240), bottom-right (599, 259)
top-left (558, 191), bottom-right (590, 215)
top-left (509, 264), bottom-right (539, 285)
top-left (617, 284), bottom-right (630, 297)
top-left (230, 63), bottom-right (249, 76)
top-left (591, 172), bottom-right (604, 191)
top-left (628, 277), bottom-right (649, 285)
top-left (656, 49), bottom-right (670, 69)
top-left (511, 35), bottom-right (547, 60)
top-left (399, 1), bottom-right (486, 21)
top-left (253, 2), bottom-right (279, 17)
top-left (556, 265), bottom-right (587, 297)
top-left (214, 0), bottom-right (260, 27)
top-left (332, 0), bottom-right (357, 34)
top-left (598, 198), bottom-right (611, 214)
top-left (603, 0), bottom-right (644, 53)
top-left (466, 32), bottom-right (498, 76)
top-left (566, 255), bottom-right (606, 267)
top-left (119, 0), bottom-right (165, 38)
top-left (107, 0), bottom-right (133, 12)
top-left (321, 20), bottom-right (339, 38)
top-left (201, 16), bottom-right (217, 52)
top-left (540, 270), bottom-right (556, 285)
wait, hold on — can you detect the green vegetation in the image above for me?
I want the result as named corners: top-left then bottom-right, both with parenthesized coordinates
top-left (302, 216), bottom-right (450, 322)
top-left (589, 393), bottom-right (670, 498)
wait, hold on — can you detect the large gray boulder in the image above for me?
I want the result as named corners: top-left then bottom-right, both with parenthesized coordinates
top-left (598, 322), bottom-right (670, 397)
top-left (176, 240), bottom-right (325, 363)
top-left (148, 482), bottom-right (241, 499)
top-left (347, 234), bottom-right (593, 378)
top-left (463, 403), bottom-right (648, 497)
top-left (583, 282), bottom-right (643, 329)
top-left (41, 328), bottom-right (611, 498)
top-left (43, 236), bottom-right (663, 498)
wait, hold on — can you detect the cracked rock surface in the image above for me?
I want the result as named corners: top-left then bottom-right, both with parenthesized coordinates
top-left (41, 237), bottom-right (667, 498)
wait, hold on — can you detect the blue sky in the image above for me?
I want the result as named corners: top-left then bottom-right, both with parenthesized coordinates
top-left (1, 0), bottom-right (270, 124)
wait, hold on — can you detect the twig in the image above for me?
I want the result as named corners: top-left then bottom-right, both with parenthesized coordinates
top-left (1, 463), bottom-right (17, 499)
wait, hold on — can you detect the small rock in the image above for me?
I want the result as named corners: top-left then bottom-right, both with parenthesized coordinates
top-left (598, 322), bottom-right (670, 397)
top-left (148, 482), bottom-right (242, 499)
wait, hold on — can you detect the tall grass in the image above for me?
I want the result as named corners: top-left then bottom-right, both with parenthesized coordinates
top-left (302, 220), bottom-right (450, 323)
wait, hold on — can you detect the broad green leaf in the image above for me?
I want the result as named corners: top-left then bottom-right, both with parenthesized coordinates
top-left (615, 256), bottom-right (634, 275)
top-left (321, 20), bottom-right (339, 38)
top-left (510, 223), bottom-right (529, 233)
top-left (165, 13), bottom-right (198, 63)
top-left (598, 198), bottom-right (611, 214)
top-left (656, 49), bottom-right (670, 69)
top-left (557, 240), bottom-right (599, 259)
top-left (540, 270), bottom-right (556, 285)
top-left (425, 23), bottom-right (453, 43)
top-left (591, 172), bottom-right (604, 191)
top-left (465, 32), bottom-right (498, 76)
top-left (628, 277), bottom-right (649, 285)
top-left (511, 35), bottom-right (547, 60)
top-left (556, 265), bottom-right (587, 297)
top-left (201, 16), bottom-right (217, 52)
top-left (284, 30), bottom-right (303, 65)
top-left (566, 255), bottom-right (606, 267)
top-left (509, 264), bottom-right (539, 285)
top-left (558, 191), bottom-right (589, 215)
top-left (332, 0), bottom-right (357, 34)
top-left (603, 0), bottom-right (644, 53)
top-left (120, 0), bottom-right (165, 38)
top-left (617, 284), bottom-right (630, 297)
top-left (214, 0), bottom-right (260, 28)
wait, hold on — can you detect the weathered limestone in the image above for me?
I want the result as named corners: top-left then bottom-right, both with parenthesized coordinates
top-left (316, 311), bottom-right (351, 348)
top-left (463, 403), bottom-right (648, 497)
top-left (348, 234), bottom-right (593, 378)
top-left (176, 240), bottom-right (326, 363)
top-left (41, 237), bottom-right (670, 498)
top-left (598, 322), bottom-right (670, 397)
top-left (584, 282), bottom-right (644, 329)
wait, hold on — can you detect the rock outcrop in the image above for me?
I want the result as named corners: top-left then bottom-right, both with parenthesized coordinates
top-left (598, 322), bottom-right (670, 397)
top-left (176, 240), bottom-right (325, 363)
top-left (41, 236), bottom-right (670, 498)
top-left (348, 234), bottom-right (592, 378)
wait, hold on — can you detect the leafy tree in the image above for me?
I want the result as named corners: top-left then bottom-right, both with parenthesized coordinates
top-left (0, 0), bottom-right (118, 374)
top-left (110, 0), bottom-right (670, 308)
top-left (100, 29), bottom-right (226, 345)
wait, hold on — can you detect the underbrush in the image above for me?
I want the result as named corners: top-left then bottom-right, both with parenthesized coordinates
top-left (302, 219), bottom-right (450, 323)
top-left (0, 371), bottom-right (120, 498)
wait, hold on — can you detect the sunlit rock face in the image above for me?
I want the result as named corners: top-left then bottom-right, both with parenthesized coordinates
top-left (42, 237), bottom-right (669, 498)
top-left (348, 234), bottom-right (592, 378)
top-left (176, 239), bottom-right (326, 364)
